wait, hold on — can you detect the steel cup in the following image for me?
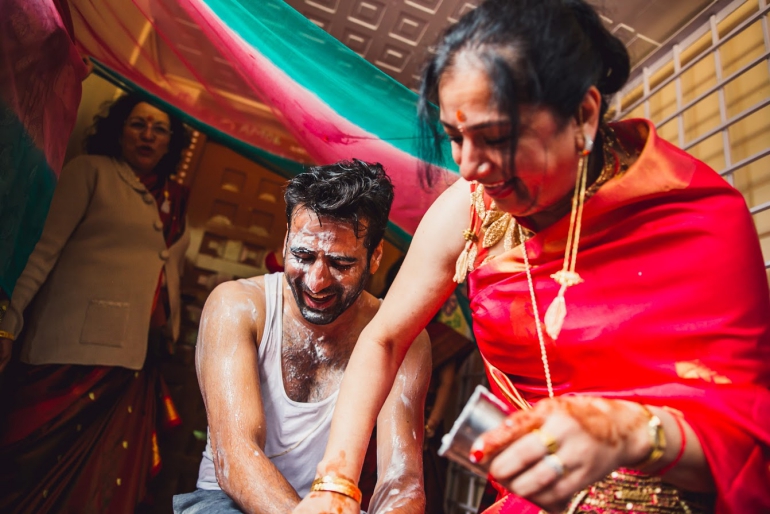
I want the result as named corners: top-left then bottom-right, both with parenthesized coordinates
top-left (438, 384), bottom-right (512, 477)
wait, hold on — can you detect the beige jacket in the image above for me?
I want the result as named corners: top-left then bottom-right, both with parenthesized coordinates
top-left (0, 155), bottom-right (189, 370)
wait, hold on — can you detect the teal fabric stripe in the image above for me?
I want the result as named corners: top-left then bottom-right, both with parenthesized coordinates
top-left (202, 0), bottom-right (456, 171)
top-left (0, 103), bottom-right (58, 296)
top-left (92, 60), bottom-right (413, 250)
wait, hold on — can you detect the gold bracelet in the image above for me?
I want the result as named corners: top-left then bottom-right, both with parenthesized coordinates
top-left (0, 330), bottom-right (14, 341)
top-left (636, 405), bottom-right (666, 470)
top-left (310, 475), bottom-right (362, 504)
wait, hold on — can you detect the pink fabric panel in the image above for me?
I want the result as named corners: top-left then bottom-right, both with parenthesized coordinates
top-left (69, 0), bottom-right (456, 235)
top-left (1, 0), bottom-right (87, 174)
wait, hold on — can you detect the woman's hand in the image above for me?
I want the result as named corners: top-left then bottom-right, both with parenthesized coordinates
top-left (0, 337), bottom-right (13, 373)
top-left (471, 396), bottom-right (653, 514)
top-left (292, 491), bottom-right (360, 514)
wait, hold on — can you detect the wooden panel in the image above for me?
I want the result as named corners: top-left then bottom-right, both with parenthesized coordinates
top-left (187, 141), bottom-right (288, 251)
top-left (180, 141), bottom-right (289, 348)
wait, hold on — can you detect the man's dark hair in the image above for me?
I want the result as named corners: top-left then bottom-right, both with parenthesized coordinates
top-left (84, 93), bottom-right (189, 180)
top-left (284, 160), bottom-right (394, 256)
top-left (417, 0), bottom-right (630, 185)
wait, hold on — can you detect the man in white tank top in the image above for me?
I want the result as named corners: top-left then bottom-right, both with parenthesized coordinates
top-left (174, 161), bottom-right (431, 514)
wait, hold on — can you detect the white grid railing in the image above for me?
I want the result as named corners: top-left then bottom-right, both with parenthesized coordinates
top-left (443, 351), bottom-right (488, 514)
top-left (615, 0), bottom-right (770, 269)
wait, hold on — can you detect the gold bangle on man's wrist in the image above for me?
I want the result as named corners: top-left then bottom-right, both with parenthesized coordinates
top-left (636, 405), bottom-right (666, 470)
top-left (310, 475), bottom-right (362, 503)
top-left (0, 330), bottom-right (15, 341)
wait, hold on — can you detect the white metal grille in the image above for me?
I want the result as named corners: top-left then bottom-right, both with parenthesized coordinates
top-left (615, 0), bottom-right (770, 269)
top-left (443, 351), bottom-right (488, 514)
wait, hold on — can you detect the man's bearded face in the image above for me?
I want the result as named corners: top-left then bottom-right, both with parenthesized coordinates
top-left (284, 208), bottom-right (371, 325)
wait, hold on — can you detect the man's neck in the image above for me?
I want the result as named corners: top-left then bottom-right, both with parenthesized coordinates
top-left (280, 282), bottom-right (372, 403)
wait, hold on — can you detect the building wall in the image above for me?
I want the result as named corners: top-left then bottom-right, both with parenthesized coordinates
top-left (616, 0), bottom-right (770, 281)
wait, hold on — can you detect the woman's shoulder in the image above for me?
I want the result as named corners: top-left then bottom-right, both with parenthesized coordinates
top-left (64, 153), bottom-right (115, 169)
top-left (61, 154), bottom-right (127, 181)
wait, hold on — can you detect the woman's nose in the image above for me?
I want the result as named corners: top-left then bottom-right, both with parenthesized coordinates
top-left (140, 127), bottom-right (156, 141)
top-left (459, 141), bottom-right (490, 182)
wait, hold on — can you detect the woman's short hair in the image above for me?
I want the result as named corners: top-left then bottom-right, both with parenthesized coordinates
top-left (84, 93), bottom-right (189, 179)
top-left (417, 0), bottom-right (630, 185)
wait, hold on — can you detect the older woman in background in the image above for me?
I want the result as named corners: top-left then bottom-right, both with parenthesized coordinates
top-left (0, 93), bottom-right (190, 513)
top-left (295, 1), bottom-right (770, 513)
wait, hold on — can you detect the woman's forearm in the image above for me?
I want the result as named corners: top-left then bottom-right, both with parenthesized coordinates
top-left (315, 178), bottom-right (471, 484)
top-left (315, 329), bottom-right (407, 481)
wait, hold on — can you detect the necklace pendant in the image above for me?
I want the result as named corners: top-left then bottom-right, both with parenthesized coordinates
top-left (544, 294), bottom-right (567, 340)
top-left (161, 198), bottom-right (171, 214)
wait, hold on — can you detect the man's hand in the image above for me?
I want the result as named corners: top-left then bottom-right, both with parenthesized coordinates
top-left (293, 491), bottom-right (360, 514)
top-left (0, 337), bottom-right (13, 373)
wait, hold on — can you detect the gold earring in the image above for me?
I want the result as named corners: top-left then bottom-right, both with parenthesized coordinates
top-left (544, 137), bottom-right (591, 340)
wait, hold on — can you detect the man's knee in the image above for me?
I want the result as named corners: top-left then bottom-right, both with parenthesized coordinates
top-left (173, 489), bottom-right (243, 514)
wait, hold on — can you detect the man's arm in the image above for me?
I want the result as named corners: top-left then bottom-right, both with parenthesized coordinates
top-left (367, 329), bottom-right (432, 514)
top-left (196, 280), bottom-right (301, 513)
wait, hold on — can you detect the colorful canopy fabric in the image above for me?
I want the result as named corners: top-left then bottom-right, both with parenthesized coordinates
top-left (70, 0), bottom-right (458, 243)
top-left (0, 0), bottom-right (88, 296)
top-left (3, 0), bottom-right (467, 333)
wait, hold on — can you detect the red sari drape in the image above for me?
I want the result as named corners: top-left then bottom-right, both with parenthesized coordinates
top-left (467, 119), bottom-right (770, 513)
top-left (0, 171), bottom-right (188, 514)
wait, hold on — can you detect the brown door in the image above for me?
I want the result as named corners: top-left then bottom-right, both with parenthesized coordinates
top-left (179, 140), bottom-right (289, 346)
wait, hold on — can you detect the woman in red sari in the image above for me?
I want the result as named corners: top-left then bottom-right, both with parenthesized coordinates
top-left (294, 1), bottom-right (770, 513)
top-left (0, 93), bottom-right (190, 513)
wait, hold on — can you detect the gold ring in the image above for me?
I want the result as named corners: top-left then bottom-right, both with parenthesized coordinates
top-left (532, 428), bottom-right (559, 454)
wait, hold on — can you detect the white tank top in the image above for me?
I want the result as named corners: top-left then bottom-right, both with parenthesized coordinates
top-left (196, 273), bottom-right (339, 497)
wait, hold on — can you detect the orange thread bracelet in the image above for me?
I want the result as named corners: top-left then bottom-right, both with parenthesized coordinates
top-left (658, 412), bottom-right (686, 476)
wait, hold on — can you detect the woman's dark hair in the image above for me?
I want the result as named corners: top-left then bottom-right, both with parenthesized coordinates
top-left (84, 93), bottom-right (189, 179)
top-left (417, 0), bottom-right (630, 185)
top-left (284, 160), bottom-right (395, 257)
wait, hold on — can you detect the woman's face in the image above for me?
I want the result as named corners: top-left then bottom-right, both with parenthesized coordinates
top-left (120, 102), bottom-right (172, 175)
top-left (438, 65), bottom-right (582, 223)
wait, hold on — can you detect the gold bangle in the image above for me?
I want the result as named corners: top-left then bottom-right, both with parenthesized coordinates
top-left (0, 330), bottom-right (14, 341)
top-left (310, 475), bottom-right (362, 504)
top-left (636, 405), bottom-right (666, 470)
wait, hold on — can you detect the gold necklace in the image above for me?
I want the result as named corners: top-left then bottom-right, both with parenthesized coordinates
top-left (519, 223), bottom-right (554, 399)
top-left (542, 142), bottom-right (590, 341)
top-left (455, 127), bottom-right (629, 404)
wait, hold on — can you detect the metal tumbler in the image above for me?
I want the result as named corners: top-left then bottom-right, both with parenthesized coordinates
top-left (437, 384), bottom-right (512, 477)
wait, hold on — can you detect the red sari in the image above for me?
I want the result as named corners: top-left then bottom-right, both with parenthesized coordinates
top-left (466, 120), bottom-right (770, 513)
top-left (0, 172), bottom-right (188, 513)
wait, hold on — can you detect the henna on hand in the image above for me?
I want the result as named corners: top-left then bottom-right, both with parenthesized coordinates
top-left (471, 396), bottom-right (649, 465)
top-left (470, 408), bottom-right (545, 464)
top-left (553, 396), bottom-right (648, 447)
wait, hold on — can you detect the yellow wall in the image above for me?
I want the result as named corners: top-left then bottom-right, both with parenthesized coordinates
top-left (64, 73), bottom-right (123, 164)
top-left (619, 0), bottom-right (770, 280)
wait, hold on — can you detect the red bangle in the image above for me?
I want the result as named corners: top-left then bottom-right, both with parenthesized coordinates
top-left (657, 411), bottom-right (686, 476)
